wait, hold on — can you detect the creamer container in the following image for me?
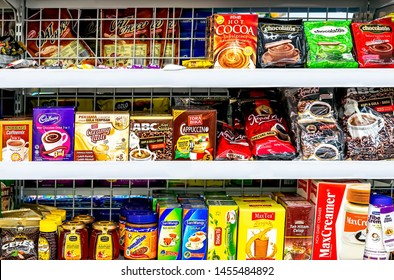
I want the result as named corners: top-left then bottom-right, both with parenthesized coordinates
top-left (38, 219), bottom-right (58, 260)
top-left (89, 221), bottom-right (120, 260)
top-left (58, 221), bottom-right (89, 260)
top-left (339, 184), bottom-right (370, 259)
top-left (380, 205), bottom-right (394, 253)
top-left (124, 210), bottom-right (158, 260)
top-left (363, 194), bottom-right (393, 260)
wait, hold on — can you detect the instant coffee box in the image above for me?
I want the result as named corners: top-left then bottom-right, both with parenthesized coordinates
top-left (129, 115), bottom-right (173, 161)
top-left (33, 107), bottom-right (74, 161)
top-left (236, 201), bottom-right (285, 260)
top-left (0, 118), bottom-right (32, 161)
top-left (206, 13), bottom-right (258, 69)
top-left (172, 107), bottom-right (216, 160)
top-left (312, 181), bottom-right (371, 260)
top-left (74, 112), bottom-right (129, 161)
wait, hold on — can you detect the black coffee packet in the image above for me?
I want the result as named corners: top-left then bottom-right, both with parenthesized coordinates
top-left (257, 18), bottom-right (306, 68)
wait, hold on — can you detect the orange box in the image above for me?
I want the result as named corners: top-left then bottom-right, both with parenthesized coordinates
top-left (206, 14), bottom-right (258, 69)
top-left (0, 119), bottom-right (32, 161)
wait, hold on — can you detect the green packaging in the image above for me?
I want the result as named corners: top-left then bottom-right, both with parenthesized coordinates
top-left (304, 21), bottom-right (358, 68)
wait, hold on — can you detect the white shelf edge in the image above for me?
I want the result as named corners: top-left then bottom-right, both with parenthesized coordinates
top-left (1, 69), bottom-right (394, 88)
top-left (0, 161), bottom-right (393, 180)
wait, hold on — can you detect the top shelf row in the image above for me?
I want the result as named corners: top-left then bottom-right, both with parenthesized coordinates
top-left (1, 68), bottom-right (394, 89)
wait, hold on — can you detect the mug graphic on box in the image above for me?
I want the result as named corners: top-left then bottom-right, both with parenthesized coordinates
top-left (33, 107), bottom-right (74, 161)
top-left (0, 119), bottom-right (33, 162)
top-left (347, 112), bottom-right (384, 139)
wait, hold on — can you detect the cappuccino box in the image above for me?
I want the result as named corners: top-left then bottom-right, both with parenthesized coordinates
top-left (312, 181), bottom-right (371, 260)
top-left (206, 13), bottom-right (258, 69)
top-left (129, 115), bottom-right (173, 161)
top-left (0, 119), bottom-right (33, 161)
top-left (181, 203), bottom-right (208, 260)
top-left (206, 199), bottom-right (238, 260)
top-left (33, 107), bottom-right (74, 161)
top-left (236, 201), bottom-right (285, 260)
top-left (173, 107), bottom-right (216, 160)
top-left (277, 197), bottom-right (314, 260)
top-left (74, 112), bottom-right (129, 161)
top-left (157, 201), bottom-right (182, 260)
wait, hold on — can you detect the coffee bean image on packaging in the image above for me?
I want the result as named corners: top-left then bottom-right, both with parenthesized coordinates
top-left (33, 107), bottom-right (75, 161)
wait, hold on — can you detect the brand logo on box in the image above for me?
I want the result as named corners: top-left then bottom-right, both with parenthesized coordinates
top-left (38, 113), bottom-right (61, 125)
top-left (188, 115), bottom-right (203, 126)
top-left (252, 212), bottom-right (275, 221)
top-left (214, 227), bottom-right (222, 246)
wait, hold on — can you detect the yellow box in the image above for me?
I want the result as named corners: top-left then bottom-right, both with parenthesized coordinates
top-left (0, 119), bottom-right (33, 161)
top-left (236, 202), bottom-right (285, 260)
top-left (74, 112), bottom-right (129, 161)
top-left (207, 200), bottom-right (238, 260)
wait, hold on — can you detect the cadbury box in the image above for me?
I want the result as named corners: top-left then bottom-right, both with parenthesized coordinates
top-left (74, 112), bottom-right (129, 161)
top-left (0, 118), bottom-right (32, 161)
top-left (173, 107), bottom-right (216, 160)
top-left (312, 181), bottom-right (371, 260)
top-left (33, 107), bottom-right (74, 161)
top-left (277, 198), bottom-right (314, 260)
top-left (236, 201), bottom-right (285, 260)
top-left (129, 115), bottom-right (173, 161)
top-left (181, 203), bottom-right (208, 260)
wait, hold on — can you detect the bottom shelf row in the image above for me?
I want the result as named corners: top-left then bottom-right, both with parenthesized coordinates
top-left (1, 179), bottom-right (393, 261)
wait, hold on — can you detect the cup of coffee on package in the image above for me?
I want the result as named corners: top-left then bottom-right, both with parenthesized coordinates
top-left (92, 143), bottom-right (110, 161)
top-left (6, 138), bottom-right (29, 161)
top-left (311, 143), bottom-right (340, 160)
top-left (130, 148), bottom-right (156, 161)
top-left (347, 113), bottom-right (384, 139)
top-left (188, 236), bottom-right (202, 250)
top-left (41, 130), bottom-right (68, 156)
top-left (217, 46), bottom-right (252, 69)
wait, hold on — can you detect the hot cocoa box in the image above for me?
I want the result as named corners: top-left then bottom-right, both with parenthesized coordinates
top-left (74, 112), bottom-right (129, 161)
top-left (33, 107), bottom-right (74, 161)
top-left (0, 118), bottom-right (33, 162)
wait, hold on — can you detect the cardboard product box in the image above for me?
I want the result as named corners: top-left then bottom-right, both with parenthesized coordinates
top-left (33, 107), bottom-right (75, 161)
top-left (278, 199), bottom-right (314, 260)
top-left (157, 202), bottom-right (183, 260)
top-left (236, 202), bottom-right (285, 260)
top-left (0, 119), bottom-right (32, 162)
top-left (129, 115), bottom-right (173, 161)
top-left (206, 199), bottom-right (238, 260)
top-left (206, 13), bottom-right (258, 69)
top-left (173, 107), bottom-right (216, 160)
top-left (74, 112), bottom-right (129, 161)
top-left (181, 203), bottom-right (208, 260)
top-left (312, 181), bottom-right (371, 260)
top-left (296, 179), bottom-right (310, 200)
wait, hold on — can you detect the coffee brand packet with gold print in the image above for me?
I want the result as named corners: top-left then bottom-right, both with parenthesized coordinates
top-left (206, 13), bottom-right (258, 69)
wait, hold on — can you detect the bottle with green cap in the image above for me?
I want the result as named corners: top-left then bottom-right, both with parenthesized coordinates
top-left (38, 219), bottom-right (58, 260)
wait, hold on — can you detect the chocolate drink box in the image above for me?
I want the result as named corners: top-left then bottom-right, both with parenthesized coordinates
top-left (33, 107), bottom-right (74, 161)
top-left (0, 118), bottom-right (33, 162)
top-left (312, 181), bottom-right (371, 260)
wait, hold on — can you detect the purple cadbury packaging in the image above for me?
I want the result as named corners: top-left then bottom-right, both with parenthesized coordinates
top-left (33, 107), bottom-right (75, 161)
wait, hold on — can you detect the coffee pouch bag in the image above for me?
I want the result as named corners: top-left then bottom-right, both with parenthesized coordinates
top-left (304, 21), bottom-right (358, 68)
top-left (352, 18), bottom-right (394, 68)
top-left (258, 18), bottom-right (306, 68)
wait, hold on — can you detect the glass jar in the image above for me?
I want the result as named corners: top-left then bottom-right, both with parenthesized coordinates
top-left (58, 221), bottom-right (89, 260)
top-left (89, 221), bottom-right (120, 260)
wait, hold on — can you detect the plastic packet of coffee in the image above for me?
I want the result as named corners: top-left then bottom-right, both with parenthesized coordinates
top-left (304, 21), bottom-right (358, 68)
top-left (174, 97), bottom-right (229, 123)
top-left (163, 8), bottom-right (182, 66)
top-left (151, 8), bottom-right (169, 67)
top-left (101, 8), bottom-right (153, 67)
top-left (351, 18), bottom-right (394, 68)
top-left (216, 122), bottom-right (252, 160)
top-left (26, 8), bottom-right (96, 67)
top-left (257, 18), bottom-right (306, 68)
top-left (342, 87), bottom-right (394, 160)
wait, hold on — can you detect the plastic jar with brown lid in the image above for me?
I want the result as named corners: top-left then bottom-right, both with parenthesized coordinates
top-left (58, 221), bottom-right (89, 260)
top-left (89, 221), bottom-right (120, 260)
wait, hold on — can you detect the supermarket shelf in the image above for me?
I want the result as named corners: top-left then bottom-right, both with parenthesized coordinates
top-left (0, 161), bottom-right (393, 180)
top-left (23, 0), bottom-right (367, 9)
top-left (2, 68), bottom-right (394, 89)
